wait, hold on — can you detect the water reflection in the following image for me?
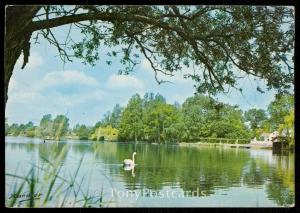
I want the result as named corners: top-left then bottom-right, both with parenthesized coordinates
top-left (123, 164), bottom-right (135, 177)
top-left (5, 137), bottom-right (295, 207)
top-left (38, 142), bottom-right (69, 164)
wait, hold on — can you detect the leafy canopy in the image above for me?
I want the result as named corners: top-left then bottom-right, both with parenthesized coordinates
top-left (29, 5), bottom-right (294, 95)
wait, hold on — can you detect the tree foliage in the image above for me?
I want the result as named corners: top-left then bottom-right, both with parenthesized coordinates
top-left (118, 93), bottom-right (250, 143)
top-left (5, 5), bottom-right (295, 108)
top-left (5, 93), bottom-right (294, 144)
top-left (119, 94), bottom-right (143, 142)
top-left (278, 109), bottom-right (294, 145)
top-left (243, 94), bottom-right (294, 139)
top-left (180, 95), bottom-right (250, 141)
top-left (5, 121), bottom-right (37, 137)
top-left (52, 115), bottom-right (70, 140)
top-left (100, 104), bottom-right (123, 128)
top-left (39, 114), bottom-right (53, 138)
top-left (142, 94), bottom-right (180, 143)
top-left (244, 108), bottom-right (268, 130)
top-left (267, 94), bottom-right (294, 131)
top-left (90, 125), bottom-right (119, 142)
top-left (73, 124), bottom-right (91, 140)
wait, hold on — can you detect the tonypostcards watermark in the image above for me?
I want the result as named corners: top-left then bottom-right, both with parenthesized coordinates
top-left (97, 188), bottom-right (208, 200)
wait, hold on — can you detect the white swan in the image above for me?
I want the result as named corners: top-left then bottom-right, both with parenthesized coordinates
top-left (123, 163), bottom-right (135, 177)
top-left (123, 152), bottom-right (136, 166)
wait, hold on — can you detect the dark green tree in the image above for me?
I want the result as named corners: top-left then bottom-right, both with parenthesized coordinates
top-left (244, 108), bottom-right (268, 130)
top-left (39, 114), bottom-right (53, 139)
top-left (181, 94), bottom-right (250, 141)
top-left (141, 93), bottom-right (180, 143)
top-left (211, 105), bottom-right (250, 139)
top-left (119, 94), bottom-right (143, 142)
top-left (111, 104), bottom-right (123, 128)
top-left (181, 95), bottom-right (215, 141)
top-left (267, 94), bottom-right (294, 131)
top-left (73, 124), bottom-right (91, 140)
top-left (102, 104), bottom-right (124, 128)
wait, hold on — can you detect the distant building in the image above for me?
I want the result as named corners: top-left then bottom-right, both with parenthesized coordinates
top-left (268, 131), bottom-right (279, 142)
top-left (250, 131), bottom-right (279, 144)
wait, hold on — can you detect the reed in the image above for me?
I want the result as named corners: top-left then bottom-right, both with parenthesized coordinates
top-left (6, 145), bottom-right (105, 208)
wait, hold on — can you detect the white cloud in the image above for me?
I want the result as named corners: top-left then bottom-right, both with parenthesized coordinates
top-left (40, 70), bottom-right (100, 89)
top-left (106, 74), bottom-right (144, 90)
top-left (6, 69), bottom-right (107, 125)
top-left (37, 70), bottom-right (105, 105)
top-left (15, 51), bottom-right (43, 70)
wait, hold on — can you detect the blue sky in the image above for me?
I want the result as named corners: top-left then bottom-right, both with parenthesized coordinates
top-left (5, 26), bottom-right (278, 128)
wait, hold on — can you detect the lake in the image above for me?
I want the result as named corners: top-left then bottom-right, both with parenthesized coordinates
top-left (5, 136), bottom-right (294, 207)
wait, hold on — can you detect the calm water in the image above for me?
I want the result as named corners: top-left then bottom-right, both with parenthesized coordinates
top-left (5, 136), bottom-right (294, 207)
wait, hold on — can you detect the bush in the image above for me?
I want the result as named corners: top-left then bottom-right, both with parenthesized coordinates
top-left (90, 126), bottom-right (118, 142)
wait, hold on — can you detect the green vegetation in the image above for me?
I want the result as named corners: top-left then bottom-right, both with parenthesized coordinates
top-left (180, 95), bottom-right (250, 142)
top-left (90, 126), bottom-right (119, 142)
top-left (73, 124), bottom-right (92, 140)
top-left (5, 6), bottom-right (294, 109)
top-left (5, 93), bottom-right (294, 144)
top-left (244, 109), bottom-right (268, 130)
top-left (278, 109), bottom-right (294, 146)
top-left (5, 5), bottom-right (295, 207)
top-left (243, 94), bottom-right (294, 147)
top-left (6, 145), bottom-right (105, 207)
top-left (5, 121), bottom-right (37, 137)
top-left (267, 94), bottom-right (294, 131)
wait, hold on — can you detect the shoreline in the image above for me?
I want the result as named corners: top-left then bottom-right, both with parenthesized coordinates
top-left (179, 142), bottom-right (273, 149)
top-left (5, 136), bottom-right (273, 149)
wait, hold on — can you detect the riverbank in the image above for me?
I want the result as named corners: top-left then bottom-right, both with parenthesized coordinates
top-left (5, 135), bottom-right (273, 149)
top-left (179, 142), bottom-right (273, 149)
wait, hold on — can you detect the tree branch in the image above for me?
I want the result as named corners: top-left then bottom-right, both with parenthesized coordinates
top-left (132, 35), bottom-right (172, 85)
top-left (30, 12), bottom-right (189, 40)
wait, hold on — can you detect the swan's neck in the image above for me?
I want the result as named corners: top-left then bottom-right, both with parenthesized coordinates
top-left (132, 154), bottom-right (135, 164)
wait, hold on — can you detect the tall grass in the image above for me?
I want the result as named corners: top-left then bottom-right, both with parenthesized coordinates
top-left (6, 145), bottom-right (105, 208)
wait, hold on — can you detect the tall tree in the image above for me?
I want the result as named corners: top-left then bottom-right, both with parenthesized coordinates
top-left (244, 108), bottom-right (268, 130)
top-left (5, 6), bottom-right (294, 108)
top-left (267, 94), bottom-right (294, 131)
top-left (109, 104), bottom-right (123, 128)
top-left (100, 105), bottom-right (124, 128)
top-left (39, 114), bottom-right (53, 139)
top-left (181, 95), bottom-right (215, 141)
top-left (213, 105), bottom-right (250, 139)
top-left (52, 115), bottom-right (70, 140)
top-left (278, 109), bottom-right (294, 146)
top-left (119, 94), bottom-right (143, 142)
top-left (142, 93), bottom-right (179, 143)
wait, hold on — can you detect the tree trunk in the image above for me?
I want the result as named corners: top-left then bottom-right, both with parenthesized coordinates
top-left (5, 6), bottom-right (41, 108)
